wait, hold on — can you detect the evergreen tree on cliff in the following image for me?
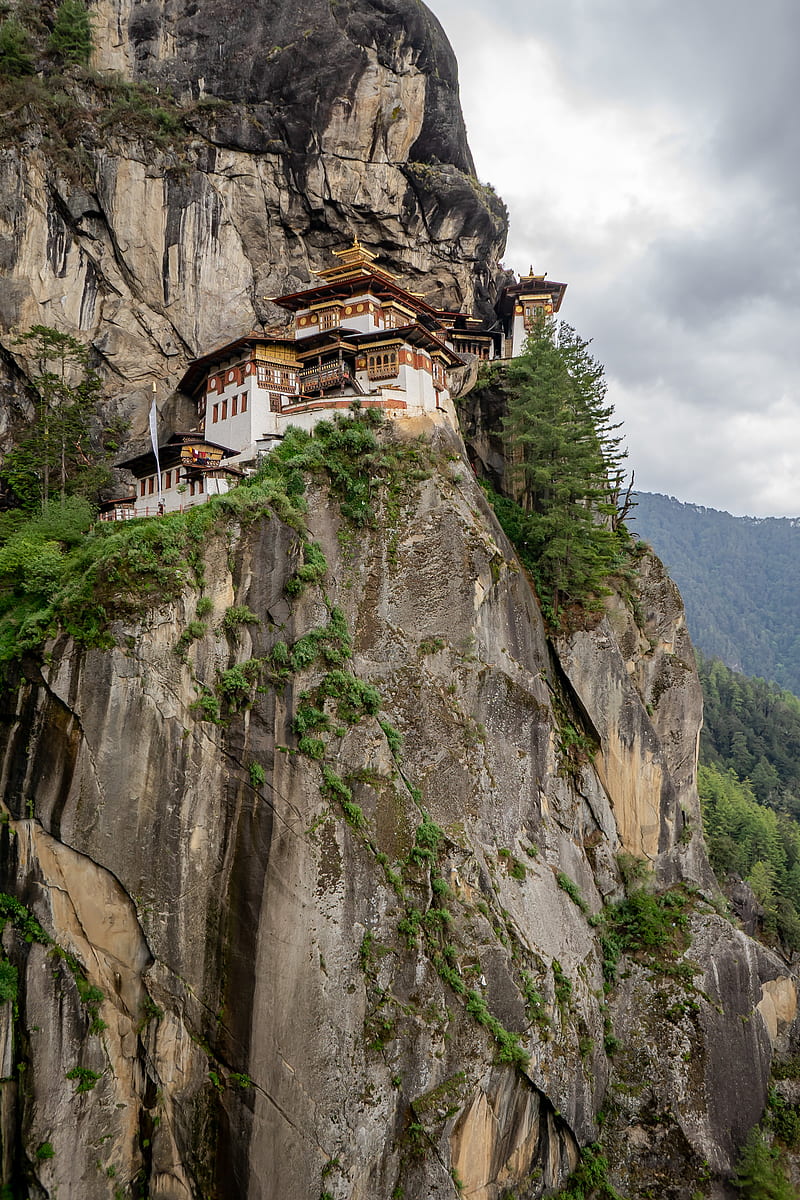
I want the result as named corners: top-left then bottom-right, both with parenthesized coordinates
top-left (499, 314), bottom-right (628, 617)
top-left (48, 0), bottom-right (92, 64)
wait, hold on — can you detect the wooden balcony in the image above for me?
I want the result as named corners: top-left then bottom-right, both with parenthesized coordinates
top-left (299, 363), bottom-right (352, 393)
top-left (366, 361), bottom-right (398, 381)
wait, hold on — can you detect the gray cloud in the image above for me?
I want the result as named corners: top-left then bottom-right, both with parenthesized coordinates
top-left (426, 0), bottom-right (800, 515)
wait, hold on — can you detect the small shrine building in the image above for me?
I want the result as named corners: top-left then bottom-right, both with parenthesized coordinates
top-left (116, 434), bottom-right (242, 517)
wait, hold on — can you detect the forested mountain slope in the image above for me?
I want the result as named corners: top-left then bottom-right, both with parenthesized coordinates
top-left (631, 492), bottom-right (800, 693)
top-left (698, 656), bottom-right (800, 951)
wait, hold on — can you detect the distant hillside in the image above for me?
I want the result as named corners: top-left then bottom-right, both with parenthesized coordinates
top-left (697, 654), bottom-right (800, 952)
top-left (631, 492), bottom-right (800, 694)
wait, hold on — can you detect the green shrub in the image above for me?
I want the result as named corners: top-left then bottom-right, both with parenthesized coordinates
top-left (0, 959), bottom-right (17, 1004)
top-left (220, 605), bottom-right (260, 635)
top-left (609, 887), bottom-right (688, 954)
top-left (340, 799), bottom-right (366, 829)
top-left (768, 1089), bottom-right (800, 1150)
top-left (465, 988), bottom-right (529, 1069)
top-left (216, 660), bottom-right (262, 712)
top-left (285, 540), bottom-right (327, 597)
top-left (408, 813), bottom-right (444, 867)
top-left (520, 970), bottom-right (550, 1029)
top-left (249, 762), bottom-right (266, 788)
top-left (379, 719), bottom-right (403, 755)
top-left (66, 1065), bottom-right (102, 1093)
top-left (297, 735), bottom-right (326, 760)
top-left (552, 1143), bottom-right (622, 1200)
top-left (317, 670), bottom-right (381, 724)
top-left (557, 871), bottom-right (588, 913)
top-left (552, 960), bottom-right (572, 1007)
top-left (176, 620), bottom-right (206, 656)
top-left (398, 909), bottom-right (423, 949)
top-left (35, 1141), bottom-right (55, 1161)
top-left (0, 893), bottom-right (50, 944)
top-left (189, 690), bottom-right (221, 724)
top-left (228, 1072), bottom-right (253, 1088)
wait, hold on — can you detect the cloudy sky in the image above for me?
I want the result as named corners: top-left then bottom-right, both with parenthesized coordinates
top-left (426, 0), bottom-right (800, 517)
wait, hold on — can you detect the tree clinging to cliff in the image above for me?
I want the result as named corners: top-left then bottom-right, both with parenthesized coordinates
top-left (499, 314), bottom-right (629, 616)
top-left (2, 326), bottom-right (121, 509)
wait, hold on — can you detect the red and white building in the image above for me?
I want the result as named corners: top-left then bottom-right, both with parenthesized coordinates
top-left (175, 240), bottom-right (471, 468)
top-left (112, 242), bottom-right (567, 515)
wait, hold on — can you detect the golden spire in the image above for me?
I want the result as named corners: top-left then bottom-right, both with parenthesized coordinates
top-left (316, 238), bottom-right (398, 283)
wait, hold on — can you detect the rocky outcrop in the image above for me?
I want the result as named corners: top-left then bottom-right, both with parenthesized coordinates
top-left (0, 414), bottom-right (795, 1198)
top-left (0, 0), bottom-right (507, 448)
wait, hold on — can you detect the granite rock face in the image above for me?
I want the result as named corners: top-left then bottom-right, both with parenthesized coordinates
top-left (0, 0), bottom-right (507, 449)
top-left (0, 416), bottom-right (796, 1199)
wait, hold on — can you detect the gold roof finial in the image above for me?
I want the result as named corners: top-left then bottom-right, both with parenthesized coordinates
top-left (317, 237), bottom-right (398, 283)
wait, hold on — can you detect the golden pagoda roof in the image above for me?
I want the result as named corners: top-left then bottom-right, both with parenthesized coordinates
top-left (314, 238), bottom-right (399, 285)
top-left (520, 267), bottom-right (548, 283)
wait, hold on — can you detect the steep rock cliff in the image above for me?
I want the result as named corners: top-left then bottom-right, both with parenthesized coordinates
top-left (1, 3), bottom-right (798, 1197)
top-left (0, 0), bottom-right (506, 446)
top-left (0, 413), bottom-right (796, 1199)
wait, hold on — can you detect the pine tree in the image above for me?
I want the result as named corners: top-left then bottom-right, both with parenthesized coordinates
top-left (500, 314), bottom-right (629, 616)
top-left (49, 0), bottom-right (92, 65)
top-left (733, 1129), bottom-right (795, 1200)
top-left (3, 326), bottom-right (121, 509)
top-left (0, 19), bottom-right (35, 76)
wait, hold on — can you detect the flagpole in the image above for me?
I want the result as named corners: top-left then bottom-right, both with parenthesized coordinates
top-left (149, 381), bottom-right (164, 511)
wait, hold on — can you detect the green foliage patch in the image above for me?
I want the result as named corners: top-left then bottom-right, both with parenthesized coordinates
top-left (0, 409), bottom-right (423, 668)
top-left (219, 605), bottom-right (260, 636)
top-left (465, 988), bottom-right (530, 1069)
top-left (593, 875), bottom-right (693, 989)
top-left (556, 871), bottom-right (588, 913)
top-left (699, 763), bottom-right (800, 952)
top-left (49, 0), bottom-right (92, 64)
top-left (552, 1143), bottom-right (623, 1200)
top-left (65, 1065), bottom-right (102, 1093)
top-left (0, 17), bottom-right (34, 75)
top-left (733, 1127), bottom-right (795, 1200)
top-left (0, 960), bottom-right (18, 1004)
top-left (0, 892), bottom-right (50, 945)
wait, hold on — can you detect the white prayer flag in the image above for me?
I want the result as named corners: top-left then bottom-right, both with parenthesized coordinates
top-left (149, 383), bottom-right (164, 508)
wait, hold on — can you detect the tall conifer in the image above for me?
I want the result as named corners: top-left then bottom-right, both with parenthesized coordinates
top-left (501, 314), bottom-right (628, 615)
top-left (49, 0), bottom-right (92, 65)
